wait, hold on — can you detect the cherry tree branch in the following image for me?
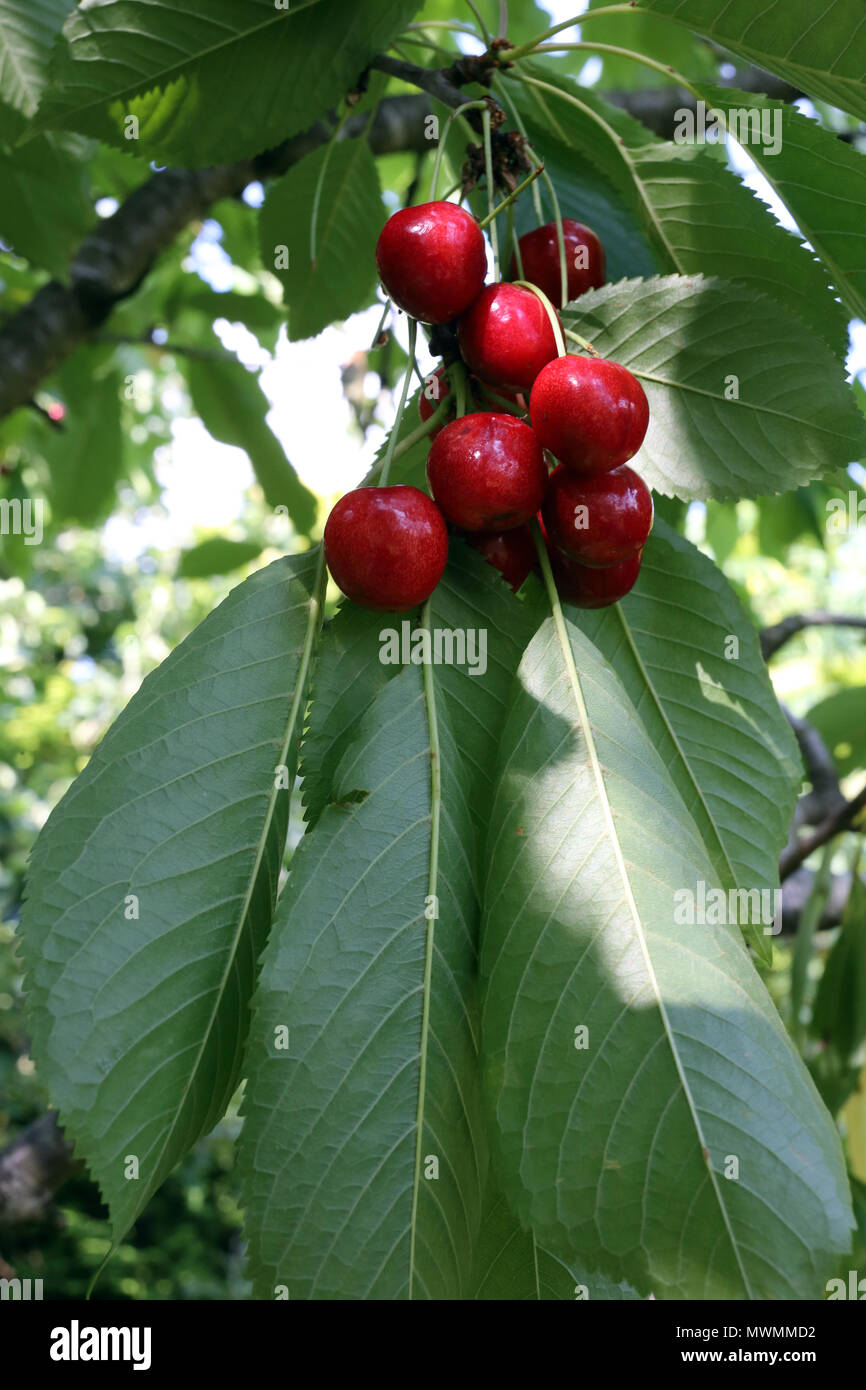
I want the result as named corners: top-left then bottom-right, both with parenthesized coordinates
top-left (0, 95), bottom-right (434, 423)
top-left (0, 1113), bottom-right (78, 1226)
top-left (780, 782), bottom-right (866, 880)
top-left (761, 611), bottom-right (866, 660)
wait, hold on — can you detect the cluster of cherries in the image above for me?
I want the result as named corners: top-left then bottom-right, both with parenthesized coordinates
top-left (324, 200), bottom-right (652, 613)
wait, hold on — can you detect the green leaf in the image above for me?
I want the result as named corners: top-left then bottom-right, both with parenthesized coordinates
top-left (505, 70), bottom-right (848, 352)
top-left (583, 0), bottom-right (719, 90)
top-left (693, 85), bottom-right (866, 325)
top-left (300, 605), bottom-right (398, 830)
top-left (185, 354), bottom-right (316, 534)
top-left (811, 875), bottom-right (866, 1061)
top-left (260, 140), bottom-right (383, 341)
top-left (41, 353), bottom-right (124, 524)
top-left (0, 102), bottom-right (90, 274)
top-left (20, 550), bottom-right (326, 1241)
top-left (480, 603), bottom-right (853, 1297)
top-left (471, 1187), bottom-right (641, 1299)
top-left (575, 520), bottom-right (801, 963)
top-left (0, 0), bottom-right (74, 117)
top-left (35, 0), bottom-right (419, 164)
top-left (177, 537), bottom-right (264, 580)
top-left (239, 549), bottom-right (538, 1299)
top-left (807, 687), bottom-right (866, 778)
top-left (640, 0), bottom-right (866, 123)
top-left (178, 289), bottom-right (284, 354)
top-left (562, 275), bottom-right (866, 500)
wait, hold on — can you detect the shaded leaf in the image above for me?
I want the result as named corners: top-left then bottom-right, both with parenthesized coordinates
top-left (239, 549), bottom-right (538, 1299)
top-left (20, 550), bottom-right (326, 1240)
top-left (35, 0), bottom-right (419, 164)
top-left (178, 537), bottom-right (264, 580)
top-left (562, 275), bottom-right (866, 500)
top-left (504, 69), bottom-right (848, 352)
top-left (693, 84), bottom-right (866, 326)
top-left (260, 140), bottom-right (382, 341)
top-left (811, 876), bottom-right (866, 1061)
top-left (575, 519), bottom-right (801, 963)
top-left (480, 607), bottom-right (853, 1297)
top-left (807, 687), bottom-right (866, 778)
top-left (640, 0), bottom-right (866, 123)
top-left (0, 0), bottom-right (73, 116)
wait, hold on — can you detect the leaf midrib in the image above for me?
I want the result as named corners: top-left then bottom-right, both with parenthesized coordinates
top-left (545, 597), bottom-right (756, 1298)
top-left (408, 598), bottom-right (442, 1300)
top-left (38, 0), bottom-right (323, 126)
top-left (117, 546), bottom-right (325, 1235)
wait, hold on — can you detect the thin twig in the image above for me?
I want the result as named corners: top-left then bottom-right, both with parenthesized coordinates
top-left (761, 612), bottom-right (866, 660)
top-left (780, 783), bottom-right (866, 880)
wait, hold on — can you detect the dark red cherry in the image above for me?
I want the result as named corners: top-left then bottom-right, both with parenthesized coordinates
top-left (375, 202), bottom-right (487, 323)
top-left (324, 485), bottom-right (448, 612)
top-left (530, 355), bottom-right (649, 474)
top-left (427, 412), bottom-right (548, 530)
top-left (510, 218), bottom-right (605, 306)
top-left (466, 525), bottom-right (537, 591)
top-left (457, 283), bottom-right (560, 393)
top-left (419, 366), bottom-right (452, 436)
top-left (542, 463), bottom-right (652, 567)
top-left (551, 547), bottom-right (642, 608)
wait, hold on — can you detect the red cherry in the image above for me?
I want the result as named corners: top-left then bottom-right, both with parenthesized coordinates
top-left (530, 355), bottom-right (649, 474)
top-left (466, 525), bottom-right (537, 591)
top-left (551, 547), bottom-right (642, 608)
top-left (375, 202), bottom-right (487, 324)
top-left (324, 485), bottom-right (448, 612)
top-left (542, 463), bottom-right (652, 567)
top-left (427, 412), bottom-right (548, 531)
top-left (457, 283), bottom-right (560, 393)
top-left (419, 366), bottom-right (452, 437)
top-left (510, 219), bottom-right (605, 305)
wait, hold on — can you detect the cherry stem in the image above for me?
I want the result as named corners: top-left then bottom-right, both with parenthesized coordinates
top-left (363, 393), bottom-right (450, 486)
top-left (525, 148), bottom-right (567, 307)
top-left (477, 384), bottom-right (525, 415)
top-left (378, 317), bottom-right (418, 486)
top-left (430, 99), bottom-right (488, 201)
top-left (463, 0), bottom-right (492, 44)
top-left (481, 106), bottom-right (500, 277)
top-left (525, 41), bottom-right (695, 95)
top-left (369, 298), bottom-right (392, 351)
top-left (505, 5), bottom-right (642, 63)
top-left (476, 161), bottom-right (544, 229)
top-left (448, 359), bottom-right (470, 418)
top-left (507, 201), bottom-right (525, 280)
top-left (513, 279), bottom-right (566, 358)
top-left (563, 326), bottom-right (602, 358)
top-left (491, 74), bottom-right (545, 225)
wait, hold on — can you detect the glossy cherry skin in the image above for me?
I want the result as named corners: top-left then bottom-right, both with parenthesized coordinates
top-left (466, 525), bottom-right (537, 591)
top-left (510, 218), bottom-right (605, 306)
top-left (551, 547), bottom-right (642, 608)
top-left (427, 412), bottom-right (548, 530)
top-left (376, 202), bottom-right (487, 324)
top-left (530, 355), bottom-right (649, 474)
top-left (324, 485), bottom-right (448, 612)
top-left (542, 463), bottom-right (652, 567)
top-left (457, 283), bottom-right (560, 393)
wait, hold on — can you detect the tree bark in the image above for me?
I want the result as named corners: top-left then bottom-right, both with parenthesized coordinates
top-left (0, 1113), bottom-right (77, 1226)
